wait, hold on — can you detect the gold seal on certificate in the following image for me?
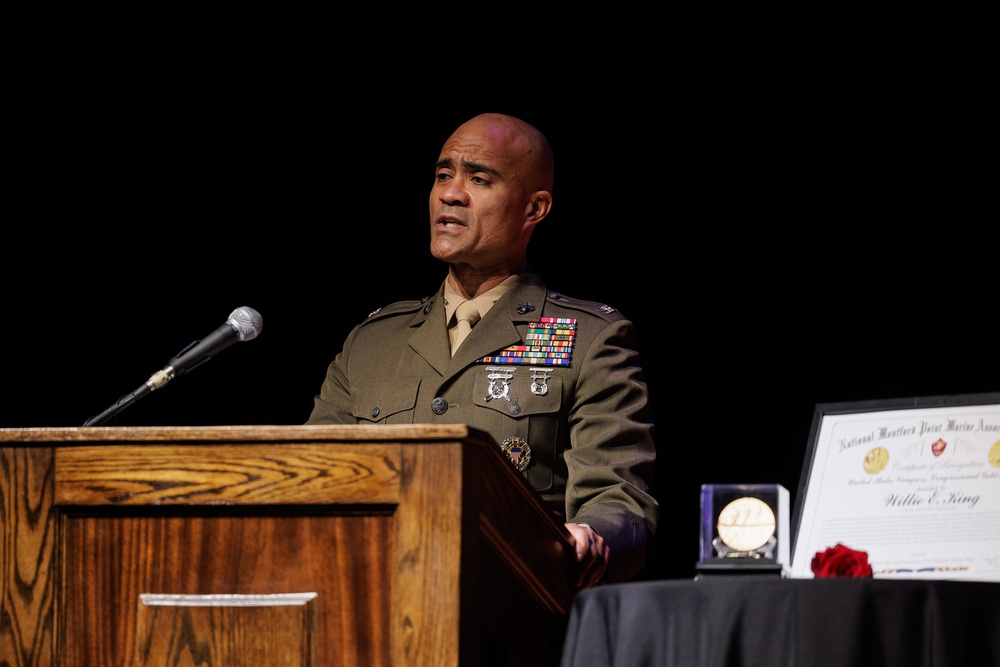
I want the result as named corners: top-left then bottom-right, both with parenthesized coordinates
top-left (717, 497), bottom-right (776, 552)
top-left (863, 446), bottom-right (889, 474)
top-left (697, 484), bottom-right (790, 577)
top-left (989, 440), bottom-right (1000, 468)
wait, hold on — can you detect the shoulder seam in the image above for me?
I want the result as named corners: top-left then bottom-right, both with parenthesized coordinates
top-left (364, 297), bottom-right (430, 321)
top-left (545, 292), bottom-right (624, 320)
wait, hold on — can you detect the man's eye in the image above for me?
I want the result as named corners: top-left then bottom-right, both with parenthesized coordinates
top-left (471, 175), bottom-right (489, 185)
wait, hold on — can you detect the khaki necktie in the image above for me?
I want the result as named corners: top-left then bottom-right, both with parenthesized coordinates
top-left (452, 299), bottom-right (481, 356)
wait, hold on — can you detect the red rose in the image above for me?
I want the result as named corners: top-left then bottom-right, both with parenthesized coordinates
top-left (811, 543), bottom-right (873, 578)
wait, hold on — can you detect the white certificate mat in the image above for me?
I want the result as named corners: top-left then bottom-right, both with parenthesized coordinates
top-left (789, 393), bottom-right (1000, 581)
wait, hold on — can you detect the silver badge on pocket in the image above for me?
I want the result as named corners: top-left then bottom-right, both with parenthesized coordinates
top-left (485, 366), bottom-right (515, 402)
top-left (529, 367), bottom-right (553, 396)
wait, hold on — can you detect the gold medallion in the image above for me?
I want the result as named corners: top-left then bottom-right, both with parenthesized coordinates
top-left (989, 440), bottom-right (1000, 468)
top-left (500, 437), bottom-right (531, 472)
top-left (863, 446), bottom-right (889, 474)
top-left (716, 496), bottom-right (776, 553)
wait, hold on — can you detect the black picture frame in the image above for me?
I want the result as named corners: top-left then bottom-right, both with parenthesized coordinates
top-left (790, 391), bottom-right (1000, 577)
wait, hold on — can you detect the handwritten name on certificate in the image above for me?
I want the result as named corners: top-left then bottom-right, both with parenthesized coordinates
top-left (790, 401), bottom-right (1000, 581)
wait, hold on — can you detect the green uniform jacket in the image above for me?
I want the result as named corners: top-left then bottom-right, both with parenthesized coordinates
top-left (307, 270), bottom-right (658, 582)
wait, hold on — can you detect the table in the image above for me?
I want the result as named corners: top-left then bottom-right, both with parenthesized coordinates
top-left (559, 577), bottom-right (1000, 667)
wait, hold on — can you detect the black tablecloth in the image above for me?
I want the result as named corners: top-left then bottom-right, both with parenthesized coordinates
top-left (560, 577), bottom-right (1000, 667)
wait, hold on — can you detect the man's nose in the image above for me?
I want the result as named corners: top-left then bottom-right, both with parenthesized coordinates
top-left (439, 180), bottom-right (470, 205)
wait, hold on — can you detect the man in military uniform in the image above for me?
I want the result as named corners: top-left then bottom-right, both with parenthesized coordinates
top-left (307, 113), bottom-right (658, 587)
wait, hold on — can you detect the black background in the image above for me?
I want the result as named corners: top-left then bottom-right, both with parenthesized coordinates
top-left (4, 9), bottom-right (991, 580)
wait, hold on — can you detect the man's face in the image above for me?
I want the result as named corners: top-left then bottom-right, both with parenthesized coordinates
top-left (428, 121), bottom-right (531, 270)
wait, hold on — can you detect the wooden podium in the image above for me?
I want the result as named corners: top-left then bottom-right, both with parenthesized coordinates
top-left (0, 425), bottom-right (577, 666)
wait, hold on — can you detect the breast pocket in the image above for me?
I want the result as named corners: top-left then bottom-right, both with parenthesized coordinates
top-left (350, 377), bottom-right (421, 423)
top-left (472, 368), bottom-right (564, 492)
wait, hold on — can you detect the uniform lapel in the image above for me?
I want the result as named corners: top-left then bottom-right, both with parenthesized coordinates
top-left (407, 273), bottom-right (551, 378)
top-left (445, 274), bottom-right (550, 374)
top-left (407, 286), bottom-right (451, 374)
top-left (447, 312), bottom-right (521, 370)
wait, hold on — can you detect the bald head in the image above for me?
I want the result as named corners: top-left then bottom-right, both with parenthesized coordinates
top-left (451, 113), bottom-right (555, 193)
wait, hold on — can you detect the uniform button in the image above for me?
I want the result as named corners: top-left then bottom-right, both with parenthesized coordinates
top-left (431, 397), bottom-right (448, 415)
top-left (423, 303), bottom-right (433, 314)
top-left (510, 404), bottom-right (522, 415)
top-left (371, 407), bottom-right (380, 418)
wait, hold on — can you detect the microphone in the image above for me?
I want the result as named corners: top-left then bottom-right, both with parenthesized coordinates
top-left (83, 306), bottom-right (264, 426)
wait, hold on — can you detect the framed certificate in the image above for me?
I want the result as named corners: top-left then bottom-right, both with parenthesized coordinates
top-left (789, 392), bottom-right (1000, 581)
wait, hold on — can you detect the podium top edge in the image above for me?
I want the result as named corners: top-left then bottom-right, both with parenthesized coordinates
top-left (0, 423), bottom-right (496, 445)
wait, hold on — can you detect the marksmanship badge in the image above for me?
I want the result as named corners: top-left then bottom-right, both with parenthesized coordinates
top-left (529, 367), bottom-right (553, 396)
top-left (484, 367), bottom-right (515, 402)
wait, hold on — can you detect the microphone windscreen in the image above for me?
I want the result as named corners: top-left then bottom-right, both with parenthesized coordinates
top-left (228, 306), bottom-right (264, 342)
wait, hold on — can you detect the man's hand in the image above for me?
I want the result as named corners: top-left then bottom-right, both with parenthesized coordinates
top-left (565, 522), bottom-right (609, 588)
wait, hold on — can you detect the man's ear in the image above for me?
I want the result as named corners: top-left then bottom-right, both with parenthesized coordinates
top-left (525, 191), bottom-right (553, 224)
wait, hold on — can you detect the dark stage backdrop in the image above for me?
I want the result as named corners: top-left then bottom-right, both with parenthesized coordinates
top-left (4, 9), bottom-right (988, 580)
